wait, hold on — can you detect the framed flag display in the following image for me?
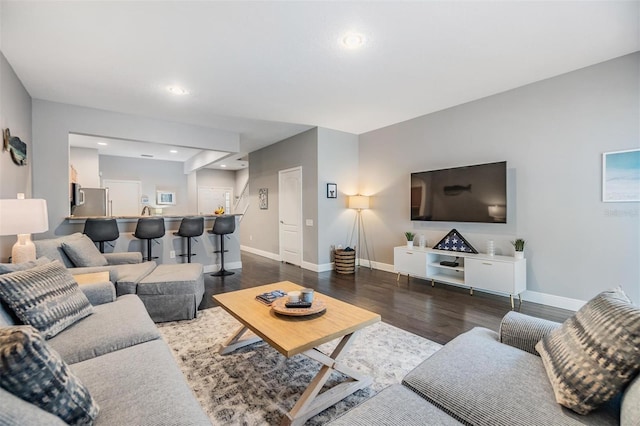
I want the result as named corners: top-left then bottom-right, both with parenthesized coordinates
top-left (433, 229), bottom-right (478, 253)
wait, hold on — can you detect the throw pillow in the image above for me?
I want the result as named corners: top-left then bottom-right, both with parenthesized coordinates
top-left (0, 326), bottom-right (99, 425)
top-left (61, 235), bottom-right (108, 267)
top-left (535, 287), bottom-right (640, 415)
top-left (0, 257), bottom-right (50, 275)
top-left (0, 260), bottom-right (94, 338)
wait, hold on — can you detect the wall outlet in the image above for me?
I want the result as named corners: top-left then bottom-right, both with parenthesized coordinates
top-left (249, 235), bottom-right (253, 241)
top-left (169, 250), bottom-right (176, 259)
top-left (305, 219), bottom-right (313, 226)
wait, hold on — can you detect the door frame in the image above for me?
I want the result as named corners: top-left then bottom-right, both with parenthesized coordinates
top-left (278, 166), bottom-right (303, 266)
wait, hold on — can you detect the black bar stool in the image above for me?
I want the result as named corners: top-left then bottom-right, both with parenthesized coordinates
top-left (83, 218), bottom-right (119, 253)
top-left (173, 217), bottom-right (204, 263)
top-left (134, 217), bottom-right (165, 262)
top-left (208, 215), bottom-right (236, 276)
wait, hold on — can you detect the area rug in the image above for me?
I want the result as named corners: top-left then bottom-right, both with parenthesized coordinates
top-left (157, 307), bottom-right (442, 425)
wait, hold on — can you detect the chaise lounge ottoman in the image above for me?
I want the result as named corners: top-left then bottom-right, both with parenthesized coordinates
top-left (136, 263), bottom-right (205, 322)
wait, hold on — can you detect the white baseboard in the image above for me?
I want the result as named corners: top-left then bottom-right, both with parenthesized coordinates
top-left (241, 246), bottom-right (334, 272)
top-left (521, 290), bottom-right (585, 311)
top-left (240, 245), bottom-right (281, 261)
top-left (302, 261), bottom-right (334, 272)
top-left (203, 261), bottom-right (242, 274)
top-left (359, 258), bottom-right (395, 273)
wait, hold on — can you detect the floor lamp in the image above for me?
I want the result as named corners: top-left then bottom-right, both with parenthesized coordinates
top-left (348, 195), bottom-right (371, 270)
top-left (0, 198), bottom-right (49, 263)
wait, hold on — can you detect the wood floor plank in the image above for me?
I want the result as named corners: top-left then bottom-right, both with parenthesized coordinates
top-left (201, 251), bottom-right (574, 345)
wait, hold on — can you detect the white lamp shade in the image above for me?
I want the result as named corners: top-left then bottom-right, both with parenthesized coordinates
top-left (488, 205), bottom-right (506, 219)
top-left (348, 195), bottom-right (370, 210)
top-left (0, 199), bottom-right (49, 236)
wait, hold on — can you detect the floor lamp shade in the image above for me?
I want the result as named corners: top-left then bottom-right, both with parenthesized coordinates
top-left (0, 199), bottom-right (49, 263)
top-left (348, 195), bottom-right (370, 210)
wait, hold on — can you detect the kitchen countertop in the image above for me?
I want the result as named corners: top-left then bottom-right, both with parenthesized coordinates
top-left (66, 214), bottom-right (242, 221)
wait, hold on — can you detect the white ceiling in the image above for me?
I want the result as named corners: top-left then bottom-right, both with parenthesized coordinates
top-left (68, 133), bottom-right (248, 170)
top-left (2, 1), bottom-right (639, 159)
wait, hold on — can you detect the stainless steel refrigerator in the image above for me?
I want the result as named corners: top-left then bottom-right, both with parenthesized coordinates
top-left (71, 187), bottom-right (109, 216)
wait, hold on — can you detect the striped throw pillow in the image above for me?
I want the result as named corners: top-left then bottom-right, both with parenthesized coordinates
top-left (535, 287), bottom-right (640, 415)
top-left (0, 326), bottom-right (99, 425)
top-left (0, 260), bottom-right (93, 338)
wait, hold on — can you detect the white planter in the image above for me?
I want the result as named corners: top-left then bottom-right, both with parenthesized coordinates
top-left (407, 241), bottom-right (414, 248)
top-left (514, 251), bottom-right (524, 260)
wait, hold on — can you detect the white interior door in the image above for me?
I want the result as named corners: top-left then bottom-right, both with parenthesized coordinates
top-left (279, 167), bottom-right (302, 266)
top-left (198, 187), bottom-right (233, 215)
top-left (102, 179), bottom-right (141, 216)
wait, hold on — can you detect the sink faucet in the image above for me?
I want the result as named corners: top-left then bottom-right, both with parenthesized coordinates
top-left (141, 206), bottom-right (151, 216)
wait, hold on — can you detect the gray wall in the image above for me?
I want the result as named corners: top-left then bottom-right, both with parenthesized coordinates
top-left (359, 52), bottom-right (640, 304)
top-left (31, 100), bottom-right (240, 238)
top-left (317, 128), bottom-right (359, 266)
top-left (0, 51), bottom-right (33, 261)
top-left (243, 128), bottom-right (318, 264)
top-left (99, 155), bottom-right (189, 215)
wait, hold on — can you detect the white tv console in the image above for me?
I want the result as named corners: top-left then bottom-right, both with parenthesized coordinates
top-left (394, 246), bottom-right (526, 309)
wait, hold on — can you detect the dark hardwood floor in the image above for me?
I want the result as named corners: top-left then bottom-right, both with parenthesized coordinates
top-left (200, 251), bottom-right (574, 345)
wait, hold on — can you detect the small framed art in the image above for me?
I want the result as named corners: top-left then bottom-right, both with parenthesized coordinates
top-left (259, 188), bottom-right (268, 209)
top-left (602, 149), bottom-right (640, 202)
top-left (327, 183), bottom-right (337, 198)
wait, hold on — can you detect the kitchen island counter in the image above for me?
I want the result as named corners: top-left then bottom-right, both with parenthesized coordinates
top-left (63, 215), bottom-right (242, 274)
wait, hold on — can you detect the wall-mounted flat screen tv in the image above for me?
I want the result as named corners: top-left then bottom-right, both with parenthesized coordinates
top-left (411, 161), bottom-right (507, 223)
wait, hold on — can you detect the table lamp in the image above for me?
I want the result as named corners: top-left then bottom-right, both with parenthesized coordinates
top-left (0, 198), bottom-right (49, 263)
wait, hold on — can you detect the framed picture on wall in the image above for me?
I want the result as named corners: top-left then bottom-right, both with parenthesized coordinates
top-left (259, 188), bottom-right (268, 209)
top-left (327, 183), bottom-right (337, 198)
top-left (602, 149), bottom-right (640, 202)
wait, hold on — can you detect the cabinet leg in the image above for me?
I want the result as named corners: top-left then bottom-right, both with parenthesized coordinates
top-left (396, 273), bottom-right (400, 283)
top-left (518, 294), bottom-right (523, 309)
top-left (431, 279), bottom-right (435, 287)
top-left (469, 287), bottom-right (473, 296)
top-left (510, 294), bottom-right (514, 310)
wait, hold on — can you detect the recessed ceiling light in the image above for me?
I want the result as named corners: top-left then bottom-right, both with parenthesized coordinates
top-left (220, 164), bottom-right (227, 168)
top-left (167, 85), bottom-right (189, 95)
top-left (341, 32), bottom-right (366, 49)
top-left (170, 150), bottom-right (178, 154)
top-left (97, 142), bottom-right (108, 146)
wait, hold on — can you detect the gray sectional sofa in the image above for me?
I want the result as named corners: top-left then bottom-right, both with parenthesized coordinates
top-left (0, 268), bottom-right (210, 425)
top-left (330, 309), bottom-right (639, 426)
top-left (33, 233), bottom-right (205, 322)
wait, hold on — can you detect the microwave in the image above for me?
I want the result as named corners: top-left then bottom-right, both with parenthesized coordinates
top-left (156, 191), bottom-right (176, 205)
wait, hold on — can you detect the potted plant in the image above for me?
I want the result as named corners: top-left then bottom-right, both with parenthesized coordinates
top-left (511, 238), bottom-right (525, 259)
top-left (405, 231), bottom-right (416, 248)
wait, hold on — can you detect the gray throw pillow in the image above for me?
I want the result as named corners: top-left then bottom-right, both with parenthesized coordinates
top-left (535, 287), bottom-right (640, 415)
top-left (61, 235), bottom-right (108, 267)
top-left (0, 326), bottom-right (99, 425)
top-left (0, 257), bottom-right (50, 275)
top-left (34, 233), bottom-right (84, 268)
top-left (0, 260), bottom-right (94, 338)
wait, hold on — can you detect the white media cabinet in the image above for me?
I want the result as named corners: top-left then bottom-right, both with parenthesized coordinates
top-left (394, 246), bottom-right (526, 308)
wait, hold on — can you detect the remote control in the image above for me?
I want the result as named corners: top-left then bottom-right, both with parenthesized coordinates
top-left (285, 301), bottom-right (312, 309)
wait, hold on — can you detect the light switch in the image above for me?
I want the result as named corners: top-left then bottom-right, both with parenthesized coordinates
top-left (305, 219), bottom-right (313, 226)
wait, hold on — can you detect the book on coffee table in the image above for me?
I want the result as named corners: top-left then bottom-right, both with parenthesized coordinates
top-left (255, 289), bottom-right (286, 306)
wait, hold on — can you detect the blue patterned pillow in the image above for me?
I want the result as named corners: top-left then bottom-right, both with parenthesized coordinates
top-left (0, 326), bottom-right (99, 424)
top-left (0, 260), bottom-right (93, 338)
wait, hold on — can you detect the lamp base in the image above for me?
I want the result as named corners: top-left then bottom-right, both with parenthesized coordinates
top-left (12, 234), bottom-right (36, 263)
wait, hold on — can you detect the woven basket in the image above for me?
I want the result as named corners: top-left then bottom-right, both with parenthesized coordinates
top-left (334, 249), bottom-right (356, 274)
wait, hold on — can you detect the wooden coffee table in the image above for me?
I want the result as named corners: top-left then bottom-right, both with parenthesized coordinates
top-left (213, 281), bottom-right (381, 426)
top-left (72, 271), bottom-right (110, 285)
